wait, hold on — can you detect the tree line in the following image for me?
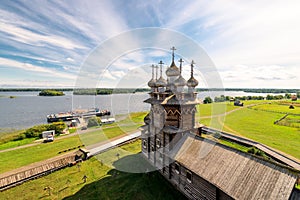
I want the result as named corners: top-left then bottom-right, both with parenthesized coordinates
top-left (203, 93), bottom-right (299, 104)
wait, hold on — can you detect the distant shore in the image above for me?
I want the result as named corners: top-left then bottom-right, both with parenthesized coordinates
top-left (0, 88), bottom-right (300, 95)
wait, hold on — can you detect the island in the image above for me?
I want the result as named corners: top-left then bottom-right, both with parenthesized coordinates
top-left (38, 89), bottom-right (65, 96)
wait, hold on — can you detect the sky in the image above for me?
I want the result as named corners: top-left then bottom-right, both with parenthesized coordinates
top-left (0, 0), bottom-right (300, 89)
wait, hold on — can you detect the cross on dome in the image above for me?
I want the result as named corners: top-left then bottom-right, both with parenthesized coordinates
top-left (178, 58), bottom-right (184, 74)
top-left (170, 46), bottom-right (176, 62)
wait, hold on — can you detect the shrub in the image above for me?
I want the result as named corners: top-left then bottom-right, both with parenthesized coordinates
top-left (87, 117), bottom-right (101, 127)
top-left (24, 122), bottom-right (66, 138)
top-left (203, 96), bottom-right (212, 104)
top-left (247, 147), bottom-right (267, 158)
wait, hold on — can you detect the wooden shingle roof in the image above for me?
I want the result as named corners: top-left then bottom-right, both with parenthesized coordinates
top-left (174, 136), bottom-right (298, 200)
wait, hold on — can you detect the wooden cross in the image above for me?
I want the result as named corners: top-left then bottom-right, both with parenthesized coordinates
top-left (191, 60), bottom-right (195, 77)
top-left (178, 58), bottom-right (184, 74)
top-left (158, 60), bottom-right (164, 76)
top-left (170, 46), bottom-right (176, 62)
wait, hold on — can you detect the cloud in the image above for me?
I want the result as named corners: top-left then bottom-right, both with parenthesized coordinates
top-left (0, 22), bottom-right (85, 50)
top-left (219, 64), bottom-right (300, 88)
top-left (0, 79), bottom-right (73, 88)
top-left (1, 0), bottom-right (300, 88)
top-left (0, 57), bottom-right (76, 80)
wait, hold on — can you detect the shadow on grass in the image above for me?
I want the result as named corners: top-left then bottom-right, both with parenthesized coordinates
top-left (63, 154), bottom-right (187, 200)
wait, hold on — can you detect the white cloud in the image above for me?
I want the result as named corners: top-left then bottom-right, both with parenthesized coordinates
top-left (0, 79), bottom-right (72, 88)
top-left (0, 57), bottom-right (76, 80)
top-left (0, 22), bottom-right (85, 50)
top-left (219, 64), bottom-right (300, 88)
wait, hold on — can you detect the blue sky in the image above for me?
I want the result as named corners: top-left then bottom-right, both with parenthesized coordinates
top-left (0, 0), bottom-right (299, 88)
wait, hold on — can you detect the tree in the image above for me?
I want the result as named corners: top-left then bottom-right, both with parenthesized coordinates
top-left (39, 89), bottom-right (64, 96)
top-left (285, 93), bottom-right (291, 99)
top-left (49, 122), bottom-right (66, 135)
top-left (87, 117), bottom-right (100, 127)
top-left (203, 96), bottom-right (212, 104)
top-left (266, 95), bottom-right (274, 100)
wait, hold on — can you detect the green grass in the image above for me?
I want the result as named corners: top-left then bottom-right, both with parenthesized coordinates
top-left (218, 108), bottom-right (300, 159)
top-left (277, 115), bottom-right (300, 128)
top-left (0, 138), bottom-right (35, 151)
top-left (197, 100), bottom-right (267, 118)
top-left (0, 136), bottom-right (82, 174)
top-left (197, 102), bottom-right (235, 117)
top-left (68, 128), bottom-right (77, 134)
top-left (0, 129), bottom-right (26, 144)
top-left (0, 112), bottom-right (147, 174)
top-left (80, 112), bottom-right (147, 146)
top-left (199, 103), bottom-right (300, 159)
top-left (218, 139), bottom-right (250, 153)
top-left (251, 103), bottom-right (300, 114)
top-left (1, 141), bottom-right (186, 200)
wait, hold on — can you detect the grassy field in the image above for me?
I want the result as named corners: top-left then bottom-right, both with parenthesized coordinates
top-left (277, 115), bottom-right (300, 128)
top-left (0, 138), bottom-right (36, 151)
top-left (200, 107), bottom-right (300, 159)
top-left (251, 102), bottom-right (300, 114)
top-left (0, 112), bottom-right (147, 174)
top-left (1, 140), bottom-right (186, 200)
top-left (0, 136), bottom-right (82, 174)
top-left (197, 102), bottom-right (235, 117)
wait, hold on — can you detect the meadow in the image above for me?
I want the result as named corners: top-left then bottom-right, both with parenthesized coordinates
top-left (1, 140), bottom-right (186, 200)
top-left (1, 100), bottom-right (300, 198)
top-left (200, 100), bottom-right (300, 159)
top-left (0, 112), bottom-right (147, 174)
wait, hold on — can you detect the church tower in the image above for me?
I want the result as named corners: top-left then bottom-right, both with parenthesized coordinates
top-left (141, 47), bottom-right (200, 175)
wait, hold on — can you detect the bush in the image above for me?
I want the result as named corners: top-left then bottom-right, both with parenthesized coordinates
top-left (87, 117), bottom-right (101, 128)
top-left (203, 96), bottom-right (212, 104)
top-left (48, 122), bottom-right (66, 136)
top-left (24, 122), bottom-right (66, 138)
top-left (247, 147), bottom-right (267, 157)
top-left (38, 89), bottom-right (64, 96)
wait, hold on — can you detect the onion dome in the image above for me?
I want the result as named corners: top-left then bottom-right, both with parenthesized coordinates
top-left (174, 58), bottom-right (186, 87)
top-left (166, 61), bottom-right (180, 77)
top-left (156, 76), bottom-right (167, 87)
top-left (147, 64), bottom-right (157, 88)
top-left (187, 76), bottom-right (198, 87)
top-left (156, 60), bottom-right (167, 87)
top-left (174, 75), bottom-right (187, 87)
top-left (166, 47), bottom-right (180, 77)
top-left (148, 78), bottom-right (156, 87)
top-left (187, 60), bottom-right (198, 87)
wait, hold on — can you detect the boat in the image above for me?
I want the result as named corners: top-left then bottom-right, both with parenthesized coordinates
top-left (47, 108), bottom-right (110, 123)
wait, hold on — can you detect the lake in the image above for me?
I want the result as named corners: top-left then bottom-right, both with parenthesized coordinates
top-left (0, 91), bottom-right (281, 131)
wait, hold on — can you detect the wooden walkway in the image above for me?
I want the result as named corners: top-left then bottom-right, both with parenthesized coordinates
top-left (87, 131), bottom-right (141, 157)
top-left (0, 151), bottom-right (78, 191)
top-left (202, 127), bottom-right (300, 171)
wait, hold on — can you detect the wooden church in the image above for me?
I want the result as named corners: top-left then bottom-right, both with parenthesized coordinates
top-left (141, 47), bottom-right (300, 200)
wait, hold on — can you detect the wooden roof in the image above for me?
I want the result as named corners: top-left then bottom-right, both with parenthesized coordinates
top-left (174, 136), bottom-right (297, 200)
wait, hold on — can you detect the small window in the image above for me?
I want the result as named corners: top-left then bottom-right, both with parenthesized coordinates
top-left (156, 138), bottom-right (161, 148)
top-left (151, 145), bottom-right (155, 152)
top-left (143, 140), bottom-right (147, 149)
top-left (186, 171), bottom-right (192, 183)
top-left (175, 163), bottom-right (180, 174)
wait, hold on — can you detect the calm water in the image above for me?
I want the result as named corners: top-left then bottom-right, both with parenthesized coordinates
top-left (0, 91), bottom-right (280, 130)
top-left (0, 92), bottom-right (149, 130)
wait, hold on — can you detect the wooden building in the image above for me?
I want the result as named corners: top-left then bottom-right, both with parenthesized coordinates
top-left (141, 47), bottom-right (299, 200)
